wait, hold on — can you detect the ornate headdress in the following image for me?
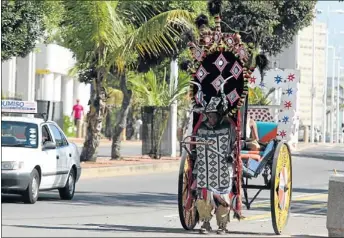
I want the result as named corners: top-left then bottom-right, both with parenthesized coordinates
top-left (182, 0), bottom-right (257, 117)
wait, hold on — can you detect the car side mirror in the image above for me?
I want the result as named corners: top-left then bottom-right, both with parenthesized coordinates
top-left (43, 141), bottom-right (56, 150)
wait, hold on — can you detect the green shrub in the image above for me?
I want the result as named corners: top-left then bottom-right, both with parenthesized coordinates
top-left (63, 115), bottom-right (75, 137)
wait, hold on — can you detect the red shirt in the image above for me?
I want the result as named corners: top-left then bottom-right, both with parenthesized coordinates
top-left (73, 104), bottom-right (84, 119)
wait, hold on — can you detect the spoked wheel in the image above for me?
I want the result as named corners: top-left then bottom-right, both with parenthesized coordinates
top-left (270, 142), bottom-right (293, 235)
top-left (178, 152), bottom-right (199, 230)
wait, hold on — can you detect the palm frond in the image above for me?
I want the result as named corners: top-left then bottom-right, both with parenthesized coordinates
top-left (117, 0), bottom-right (161, 26)
top-left (128, 67), bottom-right (191, 107)
top-left (121, 10), bottom-right (196, 59)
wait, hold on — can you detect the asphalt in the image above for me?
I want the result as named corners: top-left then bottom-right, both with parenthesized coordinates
top-left (2, 144), bottom-right (344, 237)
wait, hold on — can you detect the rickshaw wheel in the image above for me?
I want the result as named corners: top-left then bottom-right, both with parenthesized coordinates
top-left (178, 152), bottom-right (199, 230)
top-left (270, 141), bottom-right (292, 235)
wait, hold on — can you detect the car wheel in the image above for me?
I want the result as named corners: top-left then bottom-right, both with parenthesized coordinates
top-left (59, 169), bottom-right (76, 200)
top-left (23, 169), bottom-right (40, 204)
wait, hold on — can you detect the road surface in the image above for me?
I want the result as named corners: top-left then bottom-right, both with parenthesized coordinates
top-left (2, 144), bottom-right (344, 237)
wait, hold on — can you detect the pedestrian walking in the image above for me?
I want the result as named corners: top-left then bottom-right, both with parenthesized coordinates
top-left (71, 99), bottom-right (84, 131)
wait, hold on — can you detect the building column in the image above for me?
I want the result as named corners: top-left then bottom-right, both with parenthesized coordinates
top-left (61, 76), bottom-right (74, 116)
top-left (37, 73), bottom-right (55, 101)
top-left (16, 52), bottom-right (36, 101)
top-left (1, 57), bottom-right (17, 98)
top-left (53, 74), bottom-right (62, 102)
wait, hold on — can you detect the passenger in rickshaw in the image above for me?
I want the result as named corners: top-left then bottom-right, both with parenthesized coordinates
top-left (193, 105), bottom-right (239, 235)
top-left (242, 118), bottom-right (260, 151)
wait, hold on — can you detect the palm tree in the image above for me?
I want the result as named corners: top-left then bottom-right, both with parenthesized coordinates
top-left (59, 1), bottom-right (195, 161)
top-left (127, 68), bottom-right (191, 158)
top-left (248, 87), bottom-right (276, 106)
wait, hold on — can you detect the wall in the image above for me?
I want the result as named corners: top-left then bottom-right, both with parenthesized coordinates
top-left (1, 43), bottom-right (91, 126)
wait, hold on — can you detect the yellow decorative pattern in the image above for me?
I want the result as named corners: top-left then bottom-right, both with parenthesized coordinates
top-left (273, 144), bottom-right (292, 233)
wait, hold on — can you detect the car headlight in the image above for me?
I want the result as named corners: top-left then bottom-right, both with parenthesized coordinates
top-left (1, 161), bottom-right (24, 170)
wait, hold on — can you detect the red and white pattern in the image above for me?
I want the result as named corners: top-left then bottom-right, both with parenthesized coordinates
top-left (192, 45), bottom-right (205, 62)
top-left (236, 45), bottom-right (248, 61)
top-left (230, 61), bottom-right (243, 80)
top-left (196, 65), bottom-right (209, 83)
top-left (248, 108), bottom-right (275, 122)
top-left (224, 35), bottom-right (235, 48)
top-left (227, 89), bottom-right (240, 106)
top-left (211, 75), bottom-right (225, 93)
top-left (213, 53), bottom-right (228, 72)
top-left (278, 167), bottom-right (288, 210)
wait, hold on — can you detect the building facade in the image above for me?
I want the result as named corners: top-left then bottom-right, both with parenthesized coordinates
top-left (1, 43), bottom-right (91, 129)
top-left (269, 21), bottom-right (327, 131)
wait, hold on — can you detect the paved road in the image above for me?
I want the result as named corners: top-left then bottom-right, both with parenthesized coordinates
top-left (2, 144), bottom-right (344, 237)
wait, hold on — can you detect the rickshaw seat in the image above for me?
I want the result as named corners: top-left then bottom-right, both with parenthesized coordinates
top-left (255, 121), bottom-right (278, 143)
top-left (240, 121), bottom-right (278, 162)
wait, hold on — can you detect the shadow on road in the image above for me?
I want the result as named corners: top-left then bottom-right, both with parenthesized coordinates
top-left (2, 191), bottom-right (178, 208)
top-left (4, 223), bottom-right (275, 236)
top-left (292, 187), bottom-right (328, 194)
top-left (293, 152), bottom-right (344, 162)
top-left (291, 235), bottom-right (327, 238)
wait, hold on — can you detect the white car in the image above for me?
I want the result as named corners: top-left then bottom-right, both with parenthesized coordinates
top-left (1, 116), bottom-right (81, 204)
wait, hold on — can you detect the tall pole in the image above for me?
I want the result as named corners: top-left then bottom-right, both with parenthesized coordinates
top-left (330, 47), bottom-right (336, 143)
top-left (170, 59), bottom-right (178, 157)
top-left (336, 58), bottom-right (341, 143)
top-left (310, 10), bottom-right (316, 143)
top-left (322, 23), bottom-right (329, 143)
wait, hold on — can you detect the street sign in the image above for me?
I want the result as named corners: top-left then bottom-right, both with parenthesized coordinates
top-left (1, 100), bottom-right (37, 113)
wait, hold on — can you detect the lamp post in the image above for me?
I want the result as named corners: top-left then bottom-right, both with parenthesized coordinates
top-left (318, 7), bottom-right (344, 143)
top-left (341, 66), bottom-right (344, 143)
top-left (328, 46), bottom-right (336, 143)
top-left (336, 57), bottom-right (341, 143)
top-left (311, 8), bottom-right (323, 143)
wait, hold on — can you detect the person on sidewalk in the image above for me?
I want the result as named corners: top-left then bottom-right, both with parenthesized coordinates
top-left (71, 99), bottom-right (84, 131)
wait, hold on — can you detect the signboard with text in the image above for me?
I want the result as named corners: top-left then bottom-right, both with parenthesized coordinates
top-left (1, 100), bottom-right (37, 113)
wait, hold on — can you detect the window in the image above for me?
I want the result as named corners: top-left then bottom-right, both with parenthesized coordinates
top-left (1, 121), bottom-right (38, 148)
top-left (48, 124), bottom-right (68, 147)
top-left (41, 125), bottom-right (53, 145)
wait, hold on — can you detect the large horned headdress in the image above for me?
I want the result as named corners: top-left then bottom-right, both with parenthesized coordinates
top-left (182, 0), bottom-right (257, 117)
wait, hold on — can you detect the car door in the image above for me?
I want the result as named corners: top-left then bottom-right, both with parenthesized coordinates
top-left (48, 123), bottom-right (69, 187)
top-left (39, 124), bottom-right (58, 189)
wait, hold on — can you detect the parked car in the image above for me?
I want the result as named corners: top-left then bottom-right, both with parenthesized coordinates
top-left (1, 116), bottom-right (81, 204)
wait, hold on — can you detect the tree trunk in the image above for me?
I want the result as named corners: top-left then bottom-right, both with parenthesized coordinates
top-left (80, 76), bottom-right (107, 162)
top-left (111, 72), bottom-right (132, 160)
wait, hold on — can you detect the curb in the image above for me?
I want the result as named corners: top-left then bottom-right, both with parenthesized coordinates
top-left (78, 142), bottom-right (340, 180)
top-left (80, 161), bottom-right (180, 180)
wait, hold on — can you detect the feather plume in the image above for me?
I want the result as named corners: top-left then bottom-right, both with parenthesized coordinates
top-left (207, 0), bottom-right (222, 16)
top-left (195, 14), bottom-right (209, 29)
top-left (180, 60), bottom-right (191, 71)
top-left (255, 54), bottom-right (269, 81)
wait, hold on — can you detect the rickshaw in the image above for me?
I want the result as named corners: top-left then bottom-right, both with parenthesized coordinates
top-left (177, 1), bottom-right (292, 235)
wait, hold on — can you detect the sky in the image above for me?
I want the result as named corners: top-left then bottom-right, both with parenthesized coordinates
top-left (315, 1), bottom-right (344, 69)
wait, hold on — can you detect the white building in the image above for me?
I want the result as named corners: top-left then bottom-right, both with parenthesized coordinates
top-left (269, 21), bottom-right (327, 130)
top-left (1, 43), bottom-right (91, 128)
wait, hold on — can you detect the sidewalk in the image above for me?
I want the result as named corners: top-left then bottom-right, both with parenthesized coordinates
top-left (80, 156), bottom-right (180, 180)
top-left (78, 141), bottom-right (331, 180)
top-left (69, 137), bottom-right (142, 146)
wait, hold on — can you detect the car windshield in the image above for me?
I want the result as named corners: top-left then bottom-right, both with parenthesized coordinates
top-left (1, 121), bottom-right (39, 148)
